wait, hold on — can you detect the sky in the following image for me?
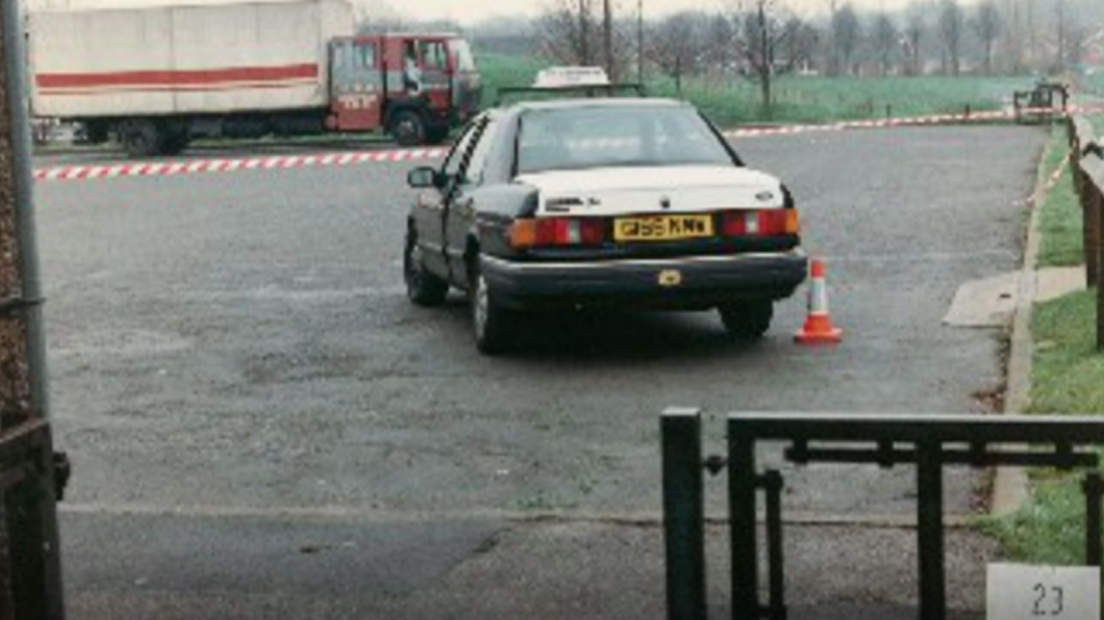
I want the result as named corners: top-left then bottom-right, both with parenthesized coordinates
top-left (28, 0), bottom-right (931, 24)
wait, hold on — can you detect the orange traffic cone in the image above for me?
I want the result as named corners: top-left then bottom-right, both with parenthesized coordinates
top-left (795, 258), bottom-right (843, 345)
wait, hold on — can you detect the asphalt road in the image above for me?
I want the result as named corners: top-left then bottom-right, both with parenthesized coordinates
top-left (35, 124), bottom-right (1046, 617)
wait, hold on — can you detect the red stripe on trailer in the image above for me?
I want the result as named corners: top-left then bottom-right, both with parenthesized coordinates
top-left (35, 63), bottom-right (319, 89)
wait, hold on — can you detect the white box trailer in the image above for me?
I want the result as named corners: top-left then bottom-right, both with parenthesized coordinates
top-left (27, 0), bottom-right (356, 154)
top-left (28, 0), bottom-right (355, 117)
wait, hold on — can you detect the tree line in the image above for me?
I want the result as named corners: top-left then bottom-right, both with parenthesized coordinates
top-left (528, 0), bottom-right (1102, 108)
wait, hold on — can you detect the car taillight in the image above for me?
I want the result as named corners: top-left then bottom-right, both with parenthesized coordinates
top-left (510, 217), bottom-right (605, 249)
top-left (721, 209), bottom-right (800, 236)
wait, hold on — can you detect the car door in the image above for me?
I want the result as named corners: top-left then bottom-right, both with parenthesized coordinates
top-left (443, 115), bottom-right (497, 289)
top-left (411, 117), bottom-right (483, 280)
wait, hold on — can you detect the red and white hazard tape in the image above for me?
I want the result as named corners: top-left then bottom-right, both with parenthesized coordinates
top-left (1026, 151), bottom-right (1073, 209)
top-left (33, 103), bottom-right (1104, 183)
top-left (724, 104), bottom-right (1104, 139)
top-left (34, 147), bottom-right (449, 183)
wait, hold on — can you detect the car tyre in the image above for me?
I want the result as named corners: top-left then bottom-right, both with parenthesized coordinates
top-left (719, 301), bottom-right (773, 340)
top-left (469, 258), bottom-right (514, 355)
top-left (404, 233), bottom-right (448, 307)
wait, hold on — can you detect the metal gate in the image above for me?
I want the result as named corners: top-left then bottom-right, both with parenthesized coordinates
top-left (661, 409), bottom-right (1104, 620)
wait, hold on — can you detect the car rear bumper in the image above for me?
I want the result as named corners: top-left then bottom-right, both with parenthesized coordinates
top-left (480, 250), bottom-right (809, 311)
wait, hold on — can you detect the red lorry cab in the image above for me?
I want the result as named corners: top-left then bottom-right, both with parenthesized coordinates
top-left (326, 34), bottom-right (482, 146)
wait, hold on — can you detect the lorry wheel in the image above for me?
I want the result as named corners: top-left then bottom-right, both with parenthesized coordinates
top-left (389, 110), bottom-right (426, 147)
top-left (161, 133), bottom-right (190, 156)
top-left (119, 120), bottom-right (163, 158)
top-left (82, 121), bottom-right (110, 145)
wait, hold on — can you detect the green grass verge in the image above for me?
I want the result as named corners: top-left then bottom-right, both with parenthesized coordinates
top-left (1036, 126), bottom-right (1085, 268)
top-left (476, 50), bottom-right (1037, 126)
top-left (978, 290), bottom-right (1104, 563)
top-left (977, 118), bottom-right (1104, 563)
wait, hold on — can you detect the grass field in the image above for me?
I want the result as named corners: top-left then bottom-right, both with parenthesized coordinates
top-left (476, 51), bottom-right (1040, 126)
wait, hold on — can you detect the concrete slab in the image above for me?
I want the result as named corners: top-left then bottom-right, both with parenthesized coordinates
top-left (1035, 265), bottom-right (1086, 302)
top-left (943, 272), bottom-right (1019, 327)
top-left (944, 265), bottom-right (1087, 329)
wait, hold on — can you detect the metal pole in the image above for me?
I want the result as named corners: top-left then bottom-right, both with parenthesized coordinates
top-left (637, 0), bottom-right (644, 84)
top-left (1, 3), bottom-right (65, 619)
top-left (1083, 472), bottom-right (1102, 567)
top-left (662, 408), bottom-right (706, 620)
top-left (916, 441), bottom-right (946, 620)
top-left (3, 0), bottom-right (46, 420)
top-left (729, 418), bottom-right (758, 620)
top-left (763, 470), bottom-right (786, 620)
top-left (602, 0), bottom-right (613, 80)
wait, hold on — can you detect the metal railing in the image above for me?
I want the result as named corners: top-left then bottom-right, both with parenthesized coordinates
top-left (661, 409), bottom-right (1104, 620)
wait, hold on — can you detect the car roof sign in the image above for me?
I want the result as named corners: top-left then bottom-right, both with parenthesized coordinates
top-left (532, 67), bottom-right (611, 88)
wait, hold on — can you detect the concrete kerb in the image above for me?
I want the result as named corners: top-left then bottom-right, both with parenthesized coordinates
top-left (988, 130), bottom-right (1053, 517)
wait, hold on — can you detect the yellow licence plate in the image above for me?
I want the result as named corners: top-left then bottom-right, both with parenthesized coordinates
top-left (613, 215), bottom-right (714, 242)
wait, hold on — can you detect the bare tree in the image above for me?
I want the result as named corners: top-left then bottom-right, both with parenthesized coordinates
top-left (783, 17), bottom-right (819, 73)
top-left (871, 13), bottom-right (899, 75)
top-left (602, 0), bottom-right (614, 80)
top-left (649, 12), bottom-right (699, 95)
top-left (536, 0), bottom-right (598, 66)
top-left (704, 13), bottom-right (735, 80)
top-left (904, 7), bottom-right (925, 75)
top-left (971, 1), bottom-right (1001, 74)
top-left (831, 4), bottom-right (861, 75)
top-left (729, 0), bottom-right (791, 110)
top-left (1052, 0), bottom-right (1086, 71)
top-left (938, 0), bottom-right (964, 75)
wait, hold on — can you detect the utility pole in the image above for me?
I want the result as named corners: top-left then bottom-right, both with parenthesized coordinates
top-left (579, 0), bottom-right (590, 65)
top-left (603, 0), bottom-right (613, 80)
top-left (637, 0), bottom-right (644, 83)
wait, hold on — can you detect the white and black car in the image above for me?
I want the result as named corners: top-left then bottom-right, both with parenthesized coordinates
top-left (403, 96), bottom-right (808, 354)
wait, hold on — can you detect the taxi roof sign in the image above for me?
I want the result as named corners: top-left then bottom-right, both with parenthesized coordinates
top-left (533, 66), bottom-right (611, 88)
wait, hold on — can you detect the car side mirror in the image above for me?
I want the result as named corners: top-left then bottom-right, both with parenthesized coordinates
top-left (407, 167), bottom-right (439, 189)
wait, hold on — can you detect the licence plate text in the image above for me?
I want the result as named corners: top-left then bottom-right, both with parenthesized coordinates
top-left (613, 215), bottom-right (714, 242)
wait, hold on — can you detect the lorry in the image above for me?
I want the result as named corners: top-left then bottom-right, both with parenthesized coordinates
top-left (26, 0), bottom-right (483, 157)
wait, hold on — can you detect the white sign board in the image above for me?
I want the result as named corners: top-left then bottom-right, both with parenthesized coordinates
top-left (532, 66), bottom-right (611, 89)
top-left (988, 563), bottom-right (1100, 620)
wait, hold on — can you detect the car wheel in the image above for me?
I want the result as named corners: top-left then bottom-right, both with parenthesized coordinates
top-left (469, 259), bottom-right (514, 355)
top-left (719, 301), bottom-right (773, 340)
top-left (404, 233), bottom-right (448, 307)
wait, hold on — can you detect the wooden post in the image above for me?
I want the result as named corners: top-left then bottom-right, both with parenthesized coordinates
top-left (1097, 185), bottom-right (1104, 352)
top-left (1073, 118), bottom-right (1100, 288)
